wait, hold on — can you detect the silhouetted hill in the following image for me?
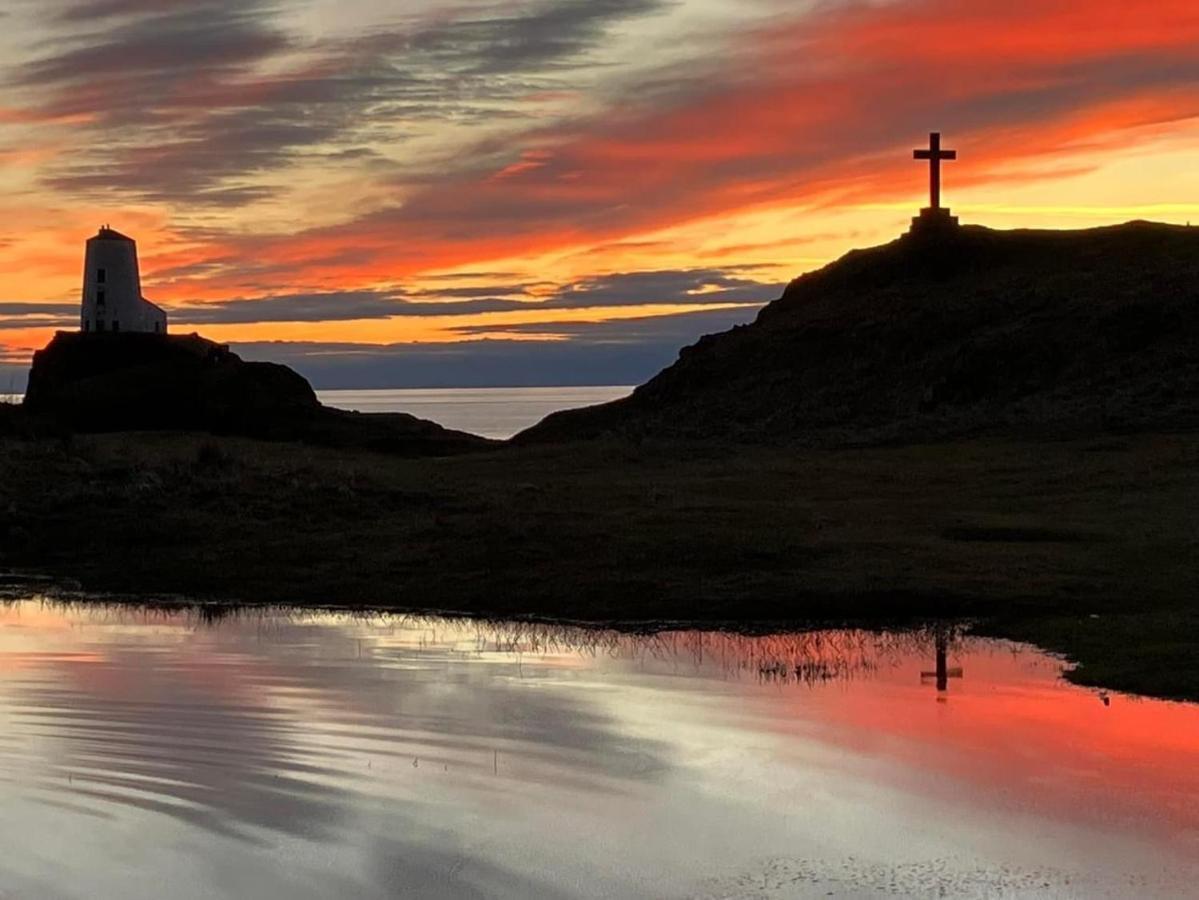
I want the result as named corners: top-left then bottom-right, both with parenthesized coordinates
top-left (519, 221), bottom-right (1199, 444)
top-left (23, 332), bottom-right (491, 455)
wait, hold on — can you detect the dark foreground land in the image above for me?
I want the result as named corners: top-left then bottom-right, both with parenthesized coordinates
top-left (2, 424), bottom-right (1196, 702)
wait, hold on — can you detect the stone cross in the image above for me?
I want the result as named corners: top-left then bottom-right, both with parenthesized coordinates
top-left (913, 132), bottom-right (957, 210)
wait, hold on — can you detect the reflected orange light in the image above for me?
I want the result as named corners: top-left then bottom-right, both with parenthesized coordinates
top-left (764, 647), bottom-right (1199, 840)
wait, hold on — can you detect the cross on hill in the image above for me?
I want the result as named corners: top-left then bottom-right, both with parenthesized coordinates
top-left (913, 132), bottom-right (956, 210)
top-left (909, 131), bottom-right (961, 235)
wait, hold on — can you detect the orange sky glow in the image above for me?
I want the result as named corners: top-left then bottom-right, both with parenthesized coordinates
top-left (2, 0), bottom-right (1198, 386)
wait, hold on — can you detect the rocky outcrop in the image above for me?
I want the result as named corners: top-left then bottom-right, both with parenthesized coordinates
top-left (23, 332), bottom-right (491, 455)
top-left (518, 221), bottom-right (1199, 444)
top-left (25, 332), bottom-right (316, 432)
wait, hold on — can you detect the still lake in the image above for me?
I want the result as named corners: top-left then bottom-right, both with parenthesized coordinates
top-left (317, 386), bottom-right (633, 439)
top-left (0, 600), bottom-right (1196, 899)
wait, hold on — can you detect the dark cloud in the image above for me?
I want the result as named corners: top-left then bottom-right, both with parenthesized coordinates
top-left (546, 268), bottom-right (782, 308)
top-left (54, 0), bottom-right (222, 23)
top-left (0, 303), bottom-right (78, 332)
top-left (448, 304), bottom-right (760, 340)
top-left (20, 0), bottom-right (673, 205)
top-left (421, 271), bottom-right (528, 282)
top-left (22, 0), bottom-right (302, 203)
top-left (405, 0), bottom-right (670, 76)
top-left (408, 284), bottom-right (540, 300)
top-left (25, 2), bottom-right (284, 88)
top-left (168, 291), bottom-right (534, 324)
top-left (163, 268), bottom-right (775, 325)
top-left (0, 303), bottom-right (78, 316)
top-left (0, 317), bottom-right (76, 331)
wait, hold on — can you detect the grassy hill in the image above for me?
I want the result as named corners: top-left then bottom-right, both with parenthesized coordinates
top-left (521, 221), bottom-right (1199, 444)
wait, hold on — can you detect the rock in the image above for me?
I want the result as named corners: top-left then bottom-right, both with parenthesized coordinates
top-left (22, 332), bottom-right (492, 455)
top-left (518, 221), bottom-right (1199, 444)
top-left (24, 332), bottom-right (317, 432)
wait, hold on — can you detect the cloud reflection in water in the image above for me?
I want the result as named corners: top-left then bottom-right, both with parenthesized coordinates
top-left (0, 601), bottom-right (1196, 899)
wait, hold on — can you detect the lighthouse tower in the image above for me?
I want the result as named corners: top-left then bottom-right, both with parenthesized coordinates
top-left (80, 227), bottom-right (167, 335)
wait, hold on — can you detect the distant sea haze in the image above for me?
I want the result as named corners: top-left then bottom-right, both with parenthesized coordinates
top-left (318, 386), bottom-right (632, 440)
top-left (0, 386), bottom-right (633, 439)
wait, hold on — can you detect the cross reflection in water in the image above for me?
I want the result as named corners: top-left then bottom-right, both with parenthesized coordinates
top-left (920, 630), bottom-right (964, 698)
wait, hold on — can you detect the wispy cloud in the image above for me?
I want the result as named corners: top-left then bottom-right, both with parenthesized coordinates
top-left (0, 302), bottom-right (77, 315)
top-left (0, 302), bottom-right (77, 331)
top-left (15, 0), bottom-right (675, 206)
top-left (164, 267), bottom-right (777, 325)
top-left (169, 291), bottom-right (531, 324)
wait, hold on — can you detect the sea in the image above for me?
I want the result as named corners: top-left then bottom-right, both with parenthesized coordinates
top-left (0, 601), bottom-right (1196, 899)
top-left (317, 386), bottom-right (633, 439)
top-left (1, 386), bottom-right (634, 439)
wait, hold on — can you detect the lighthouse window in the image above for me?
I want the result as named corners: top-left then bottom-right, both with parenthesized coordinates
top-left (112, 320), bottom-right (120, 333)
top-left (97, 268), bottom-right (106, 284)
top-left (96, 289), bottom-right (106, 306)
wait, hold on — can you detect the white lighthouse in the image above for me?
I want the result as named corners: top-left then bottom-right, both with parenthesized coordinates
top-left (80, 227), bottom-right (167, 335)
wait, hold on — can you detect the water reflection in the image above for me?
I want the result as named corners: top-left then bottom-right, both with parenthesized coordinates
top-left (920, 630), bottom-right (965, 695)
top-left (0, 600), bottom-right (1196, 899)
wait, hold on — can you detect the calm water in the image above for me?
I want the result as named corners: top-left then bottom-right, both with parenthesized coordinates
top-left (0, 601), bottom-right (1196, 899)
top-left (317, 386), bottom-right (633, 439)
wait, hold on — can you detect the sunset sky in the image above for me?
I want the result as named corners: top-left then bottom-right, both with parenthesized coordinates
top-left (2, 0), bottom-right (1199, 390)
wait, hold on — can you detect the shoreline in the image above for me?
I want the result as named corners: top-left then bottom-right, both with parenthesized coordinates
top-left (1, 572), bottom-right (980, 637)
top-left (4, 575), bottom-right (1173, 704)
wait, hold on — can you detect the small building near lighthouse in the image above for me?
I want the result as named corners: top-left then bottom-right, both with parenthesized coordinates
top-left (80, 227), bottom-right (167, 335)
